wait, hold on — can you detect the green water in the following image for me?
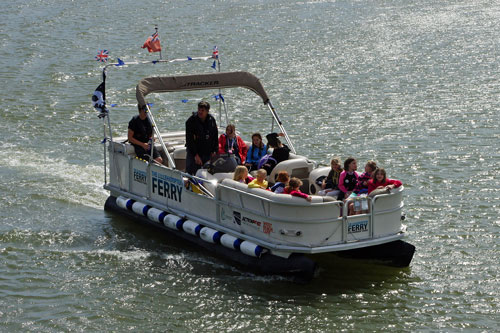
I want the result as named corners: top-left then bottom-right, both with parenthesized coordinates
top-left (0, 0), bottom-right (498, 331)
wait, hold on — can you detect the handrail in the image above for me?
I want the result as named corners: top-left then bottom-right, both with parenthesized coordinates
top-left (343, 196), bottom-right (374, 241)
top-left (216, 195), bottom-right (341, 224)
top-left (217, 182), bottom-right (341, 207)
top-left (145, 104), bottom-right (176, 168)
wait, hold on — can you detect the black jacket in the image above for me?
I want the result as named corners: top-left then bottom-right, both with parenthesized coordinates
top-left (185, 112), bottom-right (218, 156)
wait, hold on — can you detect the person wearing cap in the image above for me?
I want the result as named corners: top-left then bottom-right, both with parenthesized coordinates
top-left (128, 104), bottom-right (163, 164)
top-left (262, 132), bottom-right (290, 174)
top-left (185, 101), bottom-right (218, 175)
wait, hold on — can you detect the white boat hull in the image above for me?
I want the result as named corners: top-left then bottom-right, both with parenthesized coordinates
top-left (104, 139), bottom-right (414, 277)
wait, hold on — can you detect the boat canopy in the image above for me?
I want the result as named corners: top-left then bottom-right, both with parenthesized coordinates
top-left (136, 71), bottom-right (270, 107)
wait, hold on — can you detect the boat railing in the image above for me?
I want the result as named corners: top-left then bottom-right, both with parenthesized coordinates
top-left (216, 182), bottom-right (344, 224)
top-left (342, 188), bottom-right (405, 241)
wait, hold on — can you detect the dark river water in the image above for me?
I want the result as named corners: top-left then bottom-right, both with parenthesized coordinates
top-left (1, 0), bottom-right (498, 331)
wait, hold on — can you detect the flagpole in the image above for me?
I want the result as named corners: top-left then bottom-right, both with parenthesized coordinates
top-left (155, 25), bottom-right (162, 60)
top-left (218, 58), bottom-right (222, 125)
top-left (220, 59), bottom-right (229, 122)
top-left (102, 68), bottom-right (109, 184)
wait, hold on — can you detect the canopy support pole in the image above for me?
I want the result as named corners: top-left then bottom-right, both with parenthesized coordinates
top-left (145, 105), bottom-right (176, 168)
top-left (266, 101), bottom-right (296, 154)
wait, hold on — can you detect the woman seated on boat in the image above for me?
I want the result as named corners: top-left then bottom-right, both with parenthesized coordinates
top-left (261, 132), bottom-right (290, 174)
top-left (247, 169), bottom-right (269, 190)
top-left (218, 124), bottom-right (248, 165)
top-left (367, 168), bottom-right (402, 195)
top-left (284, 177), bottom-right (312, 202)
top-left (233, 165), bottom-right (254, 184)
top-left (318, 157), bottom-right (343, 198)
top-left (244, 133), bottom-right (268, 171)
top-left (338, 157), bottom-right (359, 201)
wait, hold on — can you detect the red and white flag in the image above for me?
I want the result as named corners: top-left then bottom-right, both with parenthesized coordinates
top-left (142, 32), bottom-right (161, 53)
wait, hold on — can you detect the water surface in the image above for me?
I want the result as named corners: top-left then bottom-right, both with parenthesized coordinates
top-left (0, 0), bottom-right (498, 331)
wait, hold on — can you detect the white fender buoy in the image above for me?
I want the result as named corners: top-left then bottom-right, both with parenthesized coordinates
top-left (116, 196), bottom-right (134, 210)
top-left (240, 241), bottom-right (265, 257)
top-left (220, 234), bottom-right (242, 251)
top-left (132, 202), bottom-right (150, 216)
top-left (200, 227), bottom-right (222, 244)
top-left (182, 220), bottom-right (202, 236)
top-left (163, 214), bottom-right (184, 230)
top-left (147, 208), bottom-right (167, 224)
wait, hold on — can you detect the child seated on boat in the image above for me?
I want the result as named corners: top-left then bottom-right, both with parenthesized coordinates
top-left (271, 171), bottom-right (289, 194)
top-left (348, 160), bottom-right (377, 214)
top-left (318, 157), bottom-right (342, 198)
top-left (247, 169), bottom-right (269, 189)
top-left (338, 157), bottom-right (359, 200)
top-left (284, 177), bottom-right (312, 202)
top-left (233, 165), bottom-right (254, 184)
top-left (367, 168), bottom-right (402, 195)
top-left (353, 160), bottom-right (377, 195)
top-left (244, 133), bottom-right (268, 171)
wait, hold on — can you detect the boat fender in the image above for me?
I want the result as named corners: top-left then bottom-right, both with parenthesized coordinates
top-left (131, 201), bottom-right (151, 216)
top-left (220, 234), bottom-right (242, 251)
top-left (116, 196), bottom-right (134, 210)
top-left (200, 227), bottom-right (222, 244)
top-left (182, 220), bottom-right (203, 236)
top-left (240, 241), bottom-right (265, 257)
top-left (147, 208), bottom-right (167, 224)
top-left (163, 214), bottom-right (184, 230)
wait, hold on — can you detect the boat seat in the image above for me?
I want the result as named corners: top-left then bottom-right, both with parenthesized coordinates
top-left (196, 169), bottom-right (234, 183)
top-left (308, 166), bottom-right (331, 195)
top-left (173, 147), bottom-right (187, 159)
top-left (117, 142), bottom-right (136, 156)
top-left (193, 169), bottom-right (234, 196)
top-left (268, 158), bottom-right (314, 193)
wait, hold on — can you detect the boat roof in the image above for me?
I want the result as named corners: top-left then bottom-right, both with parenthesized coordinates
top-left (136, 71), bottom-right (270, 107)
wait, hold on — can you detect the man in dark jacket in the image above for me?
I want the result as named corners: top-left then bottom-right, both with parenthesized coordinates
top-left (185, 101), bottom-right (218, 174)
top-left (128, 105), bottom-right (163, 164)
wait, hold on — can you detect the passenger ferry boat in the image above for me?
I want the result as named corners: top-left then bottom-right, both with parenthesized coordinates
top-left (94, 56), bottom-right (415, 281)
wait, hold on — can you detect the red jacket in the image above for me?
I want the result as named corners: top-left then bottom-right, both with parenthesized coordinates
top-left (283, 187), bottom-right (309, 199)
top-left (367, 178), bottom-right (402, 194)
top-left (218, 134), bottom-right (248, 164)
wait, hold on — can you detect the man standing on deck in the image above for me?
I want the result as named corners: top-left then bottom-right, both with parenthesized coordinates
top-left (185, 101), bottom-right (218, 175)
top-left (128, 105), bottom-right (163, 164)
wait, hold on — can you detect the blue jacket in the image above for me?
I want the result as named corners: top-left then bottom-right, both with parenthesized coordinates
top-left (246, 144), bottom-right (268, 164)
